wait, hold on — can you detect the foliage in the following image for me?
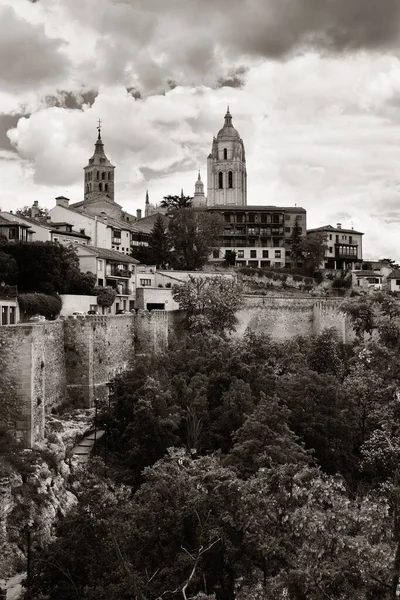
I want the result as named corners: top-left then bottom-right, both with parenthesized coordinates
top-left (168, 208), bottom-right (223, 270)
top-left (0, 242), bottom-right (83, 294)
top-left (96, 286), bottom-right (117, 308)
top-left (150, 214), bottom-right (171, 268)
top-left (288, 219), bottom-right (303, 266)
top-left (0, 251), bottom-right (18, 284)
top-left (16, 204), bottom-right (48, 218)
top-left (299, 232), bottom-right (328, 275)
top-left (18, 293), bottom-right (62, 319)
top-left (332, 276), bottom-right (352, 289)
top-left (68, 271), bottom-right (97, 295)
top-left (160, 193), bottom-right (193, 211)
top-left (224, 250), bottom-right (236, 266)
top-left (172, 275), bottom-right (243, 334)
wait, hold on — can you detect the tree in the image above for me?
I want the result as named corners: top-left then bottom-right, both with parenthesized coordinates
top-left (149, 215), bottom-right (171, 268)
top-left (160, 193), bottom-right (193, 211)
top-left (17, 204), bottom-right (48, 218)
top-left (68, 271), bottom-right (97, 295)
top-left (224, 250), bottom-right (236, 266)
top-left (299, 232), bottom-right (327, 275)
top-left (172, 275), bottom-right (243, 334)
top-left (168, 209), bottom-right (223, 270)
top-left (0, 251), bottom-right (18, 285)
top-left (0, 242), bottom-right (82, 294)
top-left (288, 220), bottom-right (303, 268)
top-left (96, 286), bottom-right (116, 308)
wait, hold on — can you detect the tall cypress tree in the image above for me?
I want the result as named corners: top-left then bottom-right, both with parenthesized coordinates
top-left (150, 215), bottom-right (171, 268)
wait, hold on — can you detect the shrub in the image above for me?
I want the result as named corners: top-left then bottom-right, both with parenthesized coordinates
top-left (313, 271), bottom-right (323, 284)
top-left (18, 293), bottom-right (62, 320)
top-left (332, 278), bottom-right (352, 289)
top-left (96, 286), bottom-right (117, 308)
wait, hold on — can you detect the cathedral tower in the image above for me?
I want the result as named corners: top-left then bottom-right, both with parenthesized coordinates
top-left (193, 171), bottom-right (206, 206)
top-left (207, 108), bottom-right (247, 206)
top-left (83, 122), bottom-right (115, 203)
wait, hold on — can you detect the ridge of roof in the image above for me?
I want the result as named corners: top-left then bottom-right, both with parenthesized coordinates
top-left (75, 244), bottom-right (139, 263)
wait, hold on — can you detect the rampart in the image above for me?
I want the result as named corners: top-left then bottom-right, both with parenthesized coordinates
top-left (0, 311), bottom-right (168, 447)
top-left (234, 296), bottom-right (354, 342)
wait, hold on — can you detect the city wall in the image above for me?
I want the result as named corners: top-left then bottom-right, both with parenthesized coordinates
top-left (234, 296), bottom-right (354, 342)
top-left (0, 311), bottom-right (168, 448)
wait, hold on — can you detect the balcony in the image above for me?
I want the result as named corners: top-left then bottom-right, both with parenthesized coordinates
top-left (335, 244), bottom-right (359, 259)
top-left (105, 279), bottom-right (131, 295)
top-left (112, 237), bottom-right (121, 245)
top-left (106, 266), bottom-right (131, 278)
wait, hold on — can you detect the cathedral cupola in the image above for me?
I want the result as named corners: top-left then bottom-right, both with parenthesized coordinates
top-left (193, 171), bottom-right (206, 207)
top-left (207, 108), bottom-right (247, 206)
top-left (83, 121), bottom-right (115, 203)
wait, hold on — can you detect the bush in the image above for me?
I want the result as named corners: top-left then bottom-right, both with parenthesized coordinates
top-left (18, 293), bottom-right (62, 320)
top-left (313, 271), bottom-right (323, 284)
top-left (332, 278), bottom-right (352, 289)
top-left (96, 286), bottom-right (117, 308)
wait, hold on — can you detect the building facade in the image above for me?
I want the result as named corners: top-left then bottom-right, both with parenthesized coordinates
top-left (307, 223), bottom-right (363, 270)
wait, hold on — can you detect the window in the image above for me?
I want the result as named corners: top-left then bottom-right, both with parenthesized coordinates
top-left (218, 172), bottom-right (223, 189)
top-left (236, 214), bottom-right (244, 223)
top-left (349, 236), bottom-right (353, 244)
top-left (224, 214), bottom-right (231, 223)
top-left (329, 234), bottom-right (332, 240)
top-left (105, 183), bottom-right (108, 192)
top-left (328, 246), bottom-right (333, 253)
top-left (248, 260), bottom-right (258, 268)
top-left (97, 259), bottom-right (103, 271)
top-left (97, 171), bottom-right (100, 180)
top-left (8, 227), bottom-right (16, 240)
top-left (99, 183), bottom-right (102, 191)
top-left (272, 214), bottom-right (281, 224)
top-left (275, 250), bottom-right (281, 258)
top-left (108, 172), bottom-right (111, 180)
top-left (53, 237), bottom-right (59, 242)
top-left (261, 214), bottom-right (271, 224)
top-left (140, 279), bottom-right (152, 286)
top-left (285, 214), bottom-right (291, 221)
top-left (396, 280), bottom-right (400, 286)
top-left (102, 172), bottom-right (106, 180)
top-left (212, 250), bottom-right (219, 258)
top-left (274, 262), bottom-right (282, 267)
top-left (262, 250), bottom-right (269, 258)
top-left (260, 260), bottom-right (270, 268)
top-left (237, 250), bottom-right (244, 258)
top-left (296, 215), bottom-right (303, 221)
top-left (228, 171), bottom-right (233, 188)
top-left (248, 214), bottom-right (255, 223)
top-left (250, 250), bottom-right (257, 258)
top-left (285, 227), bottom-right (291, 233)
top-left (223, 148), bottom-right (227, 159)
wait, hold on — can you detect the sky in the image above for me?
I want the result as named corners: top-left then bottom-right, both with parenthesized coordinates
top-left (2, 1), bottom-right (400, 259)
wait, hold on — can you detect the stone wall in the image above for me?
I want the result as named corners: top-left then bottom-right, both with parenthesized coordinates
top-left (0, 321), bottom-right (67, 448)
top-left (234, 295), bottom-right (350, 342)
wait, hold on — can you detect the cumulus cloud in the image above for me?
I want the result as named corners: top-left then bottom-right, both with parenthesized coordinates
top-left (0, 5), bottom-right (70, 92)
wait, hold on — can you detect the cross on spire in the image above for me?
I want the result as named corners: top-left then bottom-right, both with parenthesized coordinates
top-left (97, 119), bottom-right (102, 139)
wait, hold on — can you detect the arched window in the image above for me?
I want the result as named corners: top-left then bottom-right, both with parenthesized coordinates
top-left (223, 148), bottom-right (227, 160)
top-left (228, 171), bottom-right (233, 188)
top-left (105, 183), bottom-right (108, 192)
top-left (218, 172), bottom-right (223, 189)
top-left (102, 172), bottom-right (106, 180)
top-left (108, 172), bottom-right (111, 180)
top-left (86, 184), bottom-right (89, 192)
top-left (97, 171), bottom-right (100, 180)
top-left (99, 182), bottom-right (102, 191)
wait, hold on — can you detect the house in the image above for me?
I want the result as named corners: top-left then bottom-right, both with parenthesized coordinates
top-left (0, 284), bottom-right (19, 325)
top-left (0, 216), bottom-right (33, 243)
top-left (75, 245), bottom-right (139, 312)
top-left (307, 223), bottom-right (363, 270)
top-left (387, 270), bottom-right (400, 292)
top-left (351, 270), bottom-right (383, 290)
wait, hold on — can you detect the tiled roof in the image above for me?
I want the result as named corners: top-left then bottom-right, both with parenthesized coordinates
top-left (133, 213), bottom-right (167, 235)
top-left (308, 225), bottom-right (364, 235)
top-left (76, 244), bottom-right (139, 264)
top-left (207, 205), bottom-right (306, 212)
top-left (0, 215), bottom-right (31, 228)
top-left (388, 269), bottom-right (400, 279)
top-left (50, 229), bottom-right (90, 239)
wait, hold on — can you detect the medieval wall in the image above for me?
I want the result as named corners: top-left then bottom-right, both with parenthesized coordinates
top-left (234, 296), bottom-right (350, 342)
top-left (0, 321), bottom-right (67, 448)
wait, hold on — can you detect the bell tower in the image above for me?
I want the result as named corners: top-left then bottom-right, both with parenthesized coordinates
top-left (207, 108), bottom-right (247, 206)
top-left (83, 121), bottom-right (115, 203)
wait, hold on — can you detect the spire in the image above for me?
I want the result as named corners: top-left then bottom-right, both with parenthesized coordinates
top-left (181, 188), bottom-right (184, 198)
top-left (95, 120), bottom-right (104, 153)
top-left (224, 106), bottom-right (232, 127)
top-left (146, 189), bottom-right (149, 205)
top-left (197, 170), bottom-right (201, 181)
top-left (193, 170), bottom-right (205, 206)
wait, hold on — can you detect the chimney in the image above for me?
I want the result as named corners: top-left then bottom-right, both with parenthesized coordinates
top-left (31, 200), bottom-right (40, 218)
top-left (55, 196), bottom-right (70, 208)
top-left (337, 223), bottom-right (342, 229)
top-left (136, 209), bottom-right (142, 219)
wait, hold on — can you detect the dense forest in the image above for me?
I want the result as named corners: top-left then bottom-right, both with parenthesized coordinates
top-left (24, 293), bottom-right (400, 600)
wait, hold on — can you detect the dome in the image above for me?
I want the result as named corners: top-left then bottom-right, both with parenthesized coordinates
top-left (216, 107), bottom-right (240, 140)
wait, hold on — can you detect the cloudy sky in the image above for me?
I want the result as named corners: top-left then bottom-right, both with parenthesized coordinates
top-left (2, 0), bottom-right (400, 258)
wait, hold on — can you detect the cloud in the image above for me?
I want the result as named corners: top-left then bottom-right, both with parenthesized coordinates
top-left (0, 5), bottom-right (70, 92)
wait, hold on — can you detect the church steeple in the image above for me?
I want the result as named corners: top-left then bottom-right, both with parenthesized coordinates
top-left (207, 108), bottom-right (247, 206)
top-left (83, 123), bottom-right (115, 203)
top-left (193, 170), bottom-right (206, 207)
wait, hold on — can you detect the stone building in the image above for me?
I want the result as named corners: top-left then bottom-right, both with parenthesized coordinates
top-left (307, 223), bottom-right (364, 270)
top-left (207, 108), bottom-right (247, 206)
